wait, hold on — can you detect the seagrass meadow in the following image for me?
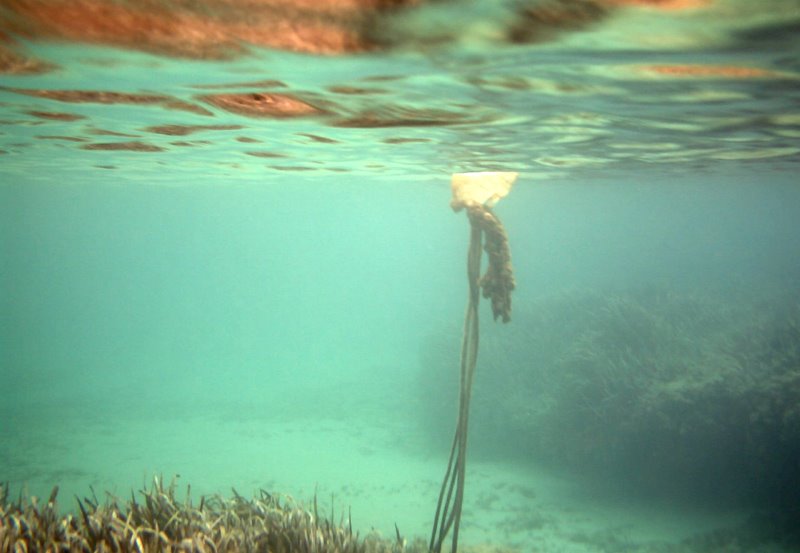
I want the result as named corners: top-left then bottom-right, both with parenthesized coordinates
top-left (0, 477), bottom-right (415, 553)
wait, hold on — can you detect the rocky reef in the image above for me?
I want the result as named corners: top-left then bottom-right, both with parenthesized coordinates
top-left (418, 286), bottom-right (800, 514)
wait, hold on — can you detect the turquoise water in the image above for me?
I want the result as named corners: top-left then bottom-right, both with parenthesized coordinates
top-left (2, 2), bottom-right (800, 551)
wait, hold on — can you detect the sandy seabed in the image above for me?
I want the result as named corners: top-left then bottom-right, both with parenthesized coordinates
top-left (1, 398), bottom-right (756, 553)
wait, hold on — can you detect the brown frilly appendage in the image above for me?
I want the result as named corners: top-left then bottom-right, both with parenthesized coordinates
top-left (466, 204), bottom-right (515, 323)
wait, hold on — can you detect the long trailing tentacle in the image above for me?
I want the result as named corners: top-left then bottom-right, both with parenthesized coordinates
top-left (430, 198), bottom-right (515, 553)
top-left (430, 220), bottom-right (484, 553)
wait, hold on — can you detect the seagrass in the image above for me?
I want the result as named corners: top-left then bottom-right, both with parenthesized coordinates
top-left (0, 477), bottom-right (410, 553)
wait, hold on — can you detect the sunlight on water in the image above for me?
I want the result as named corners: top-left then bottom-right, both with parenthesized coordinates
top-left (1, 0), bottom-right (798, 181)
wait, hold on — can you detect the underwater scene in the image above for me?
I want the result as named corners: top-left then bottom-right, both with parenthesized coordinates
top-left (1, 0), bottom-right (800, 551)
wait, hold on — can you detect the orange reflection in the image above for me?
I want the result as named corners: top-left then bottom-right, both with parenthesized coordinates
top-left (0, 0), bottom-right (391, 57)
top-left (638, 64), bottom-right (777, 78)
top-left (602, 0), bottom-right (711, 9)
